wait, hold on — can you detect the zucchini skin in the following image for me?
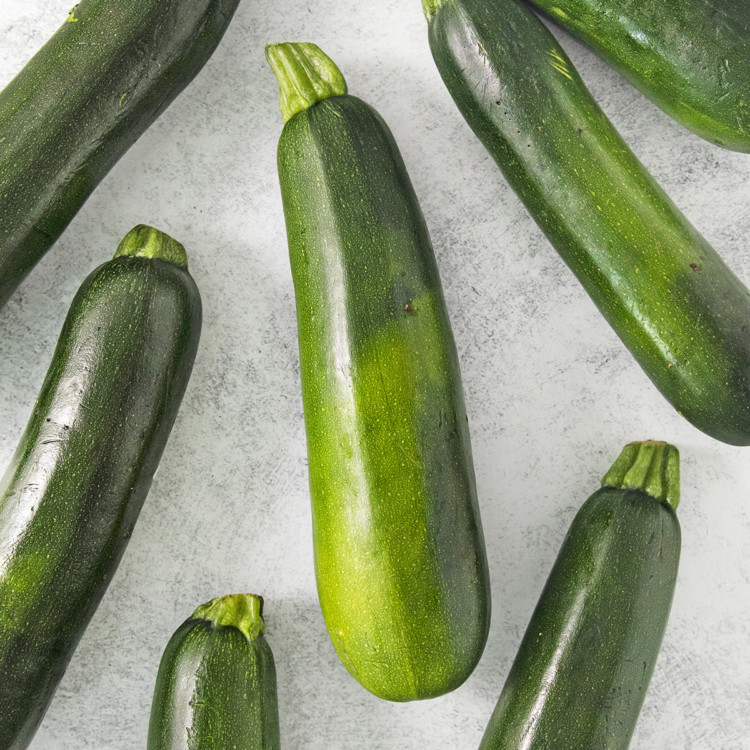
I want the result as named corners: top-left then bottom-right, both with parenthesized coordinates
top-left (0, 0), bottom-right (239, 308)
top-left (426, 0), bottom-right (750, 445)
top-left (526, 0), bottom-right (750, 152)
top-left (481, 482), bottom-right (680, 747)
top-left (148, 596), bottom-right (280, 750)
top-left (278, 94), bottom-right (490, 701)
top-left (0, 233), bottom-right (201, 748)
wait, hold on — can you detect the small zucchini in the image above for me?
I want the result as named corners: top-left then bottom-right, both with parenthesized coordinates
top-left (424, 0), bottom-right (750, 445)
top-left (526, 0), bottom-right (750, 152)
top-left (148, 594), bottom-right (281, 750)
top-left (0, 0), bottom-right (240, 308)
top-left (267, 42), bottom-right (490, 701)
top-left (0, 226), bottom-right (202, 749)
top-left (481, 441), bottom-right (681, 749)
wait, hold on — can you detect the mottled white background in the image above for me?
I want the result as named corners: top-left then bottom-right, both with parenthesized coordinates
top-left (1, 0), bottom-right (749, 748)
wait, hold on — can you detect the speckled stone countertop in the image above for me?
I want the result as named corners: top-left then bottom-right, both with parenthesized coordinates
top-left (1, 1), bottom-right (749, 748)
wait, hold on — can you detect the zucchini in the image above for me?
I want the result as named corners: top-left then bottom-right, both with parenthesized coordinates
top-left (0, 0), bottom-right (240, 309)
top-left (480, 441), bottom-right (681, 749)
top-left (267, 42), bottom-right (490, 701)
top-left (0, 225), bottom-right (201, 749)
top-left (148, 594), bottom-right (281, 750)
top-left (526, 0), bottom-right (750, 152)
top-left (424, 0), bottom-right (750, 445)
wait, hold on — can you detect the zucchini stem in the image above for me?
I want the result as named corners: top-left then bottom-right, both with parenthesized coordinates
top-left (193, 594), bottom-right (266, 641)
top-left (265, 42), bottom-right (347, 124)
top-left (114, 225), bottom-right (188, 268)
top-left (601, 441), bottom-right (680, 511)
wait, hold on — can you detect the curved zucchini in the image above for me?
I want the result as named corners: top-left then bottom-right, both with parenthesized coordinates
top-left (424, 0), bottom-right (750, 445)
top-left (267, 43), bottom-right (490, 701)
top-left (481, 441), bottom-right (681, 749)
top-left (0, 0), bottom-right (240, 309)
top-left (148, 594), bottom-right (281, 750)
top-left (526, 0), bottom-right (750, 152)
top-left (0, 226), bottom-right (202, 749)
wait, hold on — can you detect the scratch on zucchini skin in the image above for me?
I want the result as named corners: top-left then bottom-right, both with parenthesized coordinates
top-left (547, 49), bottom-right (573, 79)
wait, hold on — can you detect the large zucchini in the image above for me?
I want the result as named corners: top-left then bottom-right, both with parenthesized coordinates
top-left (267, 42), bottom-right (490, 701)
top-left (424, 0), bottom-right (750, 445)
top-left (526, 0), bottom-right (750, 152)
top-left (148, 594), bottom-right (281, 750)
top-left (481, 441), bottom-right (681, 749)
top-left (0, 225), bottom-right (202, 749)
top-left (0, 0), bottom-right (240, 309)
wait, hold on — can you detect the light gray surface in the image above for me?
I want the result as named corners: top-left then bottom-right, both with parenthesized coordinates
top-left (1, 0), bottom-right (749, 747)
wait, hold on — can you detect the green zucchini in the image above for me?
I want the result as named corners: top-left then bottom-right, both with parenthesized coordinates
top-left (0, 0), bottom-right (240, 309)
top-left (267, 42), bottom-right (490, 702)
top-left (424, 0), bottom-right (750, 445)
top-left (481, 441), bottom-right (681, 749)
top-left (525, 0), bottom-right (750, 152)
top-left (148, 594), bottom-right (281, 750)
top-left (0, 225), bottom-right (201, 749)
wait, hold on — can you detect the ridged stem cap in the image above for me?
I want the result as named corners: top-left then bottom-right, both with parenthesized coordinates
top-left (602, 440), bottom-right (680, 511)
top-left (192, 594), bottom-right (266, 641)
top-left (265, 42), bottom-right (347, 123)
top-left (114, 225), bottom-right (188, 268)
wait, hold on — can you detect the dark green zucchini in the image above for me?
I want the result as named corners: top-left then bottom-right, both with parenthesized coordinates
top-left (525, 0), bottom-right (750, 152)
top-left (480, 441), bottom-right (681, 749)
top-left (267, 42), bottom-right (490, 701)
top-left (0, 0), bottom-right (240, 309)
top-left (424, 0), bottom-right (750, 445)
top-left (0, 225), bottom-right (201, 749)
top-left (148, 594), bottom-right (281, 750)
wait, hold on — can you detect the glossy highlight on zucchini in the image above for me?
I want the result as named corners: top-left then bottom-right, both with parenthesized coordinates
top-left (526, 0), bottom-right (750, 152)
top-left (268, 42), bottom-right (490, 701)
top-left (424, 0), bottom-right (750, 445)
top-left (0, 226), bottom-right (202, 749)
top-left (0, 0), bottom-right (240, 309)
top-left (481, 441), bottom-right (681, 749)
top-left (148, 594), bottom-right (281, 750)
